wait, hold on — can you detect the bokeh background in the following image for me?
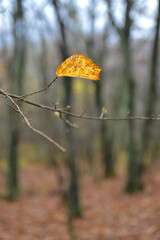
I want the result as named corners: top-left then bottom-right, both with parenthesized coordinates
top-left (0, 0), bottom-right (160, 239)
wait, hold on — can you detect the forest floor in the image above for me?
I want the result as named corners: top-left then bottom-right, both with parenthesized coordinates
top-left (0, 161), bottom-right (160, 240)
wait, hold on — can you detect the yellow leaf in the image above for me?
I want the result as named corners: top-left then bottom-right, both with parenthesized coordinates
top-left (56, 54), bottom-right (102, 81)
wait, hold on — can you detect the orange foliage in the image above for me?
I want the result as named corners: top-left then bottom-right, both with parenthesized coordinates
top-left (56, 54), bottom-right (102, 81)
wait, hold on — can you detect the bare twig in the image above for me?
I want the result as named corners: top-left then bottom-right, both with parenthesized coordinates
top-left (100, 107), bottom-right (107, 119)
top-left (1, 90), bottom-right (160, 121)
top-left (80, 108), bottom-right (87, 117)
top-left (60, 113), bottom-right (79, 129)
top-left (20, 76), bottom-right (58, 99)
top-left (49, 99), bottom-right (57, 109)
top-left (0, 88), bottom-right (66, 152)
top-left (105, 0), bottom-right (121, 34)
top-left (7, 103), bottom-right (19, 113)
top-left (1, 83), bottom-right (160, 154)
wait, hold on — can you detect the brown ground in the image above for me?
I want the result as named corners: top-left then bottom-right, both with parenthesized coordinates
top-left (0, 163), bottom-right (160, 240)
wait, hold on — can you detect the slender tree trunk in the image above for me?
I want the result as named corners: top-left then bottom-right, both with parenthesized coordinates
top-left (52, 0), bottom-right (81, 219)
top-left (121, 15), bottom-right (143, 192)
top-left (143, 0), bottom-right (160, 153)
top-left (96, 75), bottom-right (115, 177)
top-left (101, 122), bottom-right (115, 177)
top-left (84, 0), bottom-right (96, 172)
top-left (131, 0), bottom-right (160, 176)
top-left (126, 0), bottom-right (160, 191)
top-left (87, 0), bottom-right (115, 177)
top-left (7, 0), bottom-right (26, 200)
top-left (7, 113), bottom-right (19, 200)
top-left (122, 0), bottom-right (160, 192)
top-left (106, 0), bottom-right (144, 192)
top-left (39, 36), bottom-right (51, 133)
top-left (123, 36), bottom-right (143, 192)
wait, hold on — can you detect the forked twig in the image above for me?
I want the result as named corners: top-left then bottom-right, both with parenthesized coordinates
top-left (1, 90), bottom-right (160, 121)
top-left (0, 88), bottom-right (66, 152)
top-left (60, 113), bottom-right (79, 129)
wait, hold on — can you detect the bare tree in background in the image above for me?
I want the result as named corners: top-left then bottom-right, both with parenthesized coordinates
top-left (97, 8), bottom-right (115, 177)
top-left (7, 0), bottom-right (26, 200)
top-left (52, 0), bottom-right (81, 221)
top-left (86, 0), bottom-right (115, 176)
top-left (141, 0), bottom-right (160, 164)
top-left (106, 0), bottom-right (144, 192)
top-left (84, 0), bottom-right (97, 172)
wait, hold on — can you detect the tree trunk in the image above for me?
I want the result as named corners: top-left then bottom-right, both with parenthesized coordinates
top-left (7, 112), bottom-right (19, 200)
top-left (142, 0), bottom-right (160, 155)
top-left (101, 121), bottom-right (115, 177)
top-left (87, 0), bottom-right (115, 177)
top-left (106, 0), bottom-right (144, 192)
top-left (126, 0), bottom-right (160, 191)
top-left (7, 0), bottom-right (26, 200)
top-left (122, 29), bottom-right (143, 193)
top-left (96, 78), bottom-right (115, 177)
top-left (52, 0), bottom-right (81, 219)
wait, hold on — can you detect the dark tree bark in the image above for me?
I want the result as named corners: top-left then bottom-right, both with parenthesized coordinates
top-left (139, 0), bottom-right (160, 165)
top-left (106, 0), bottom-right (143, 192)
top-left (84, 0), bottom-right (96, 173)
top-left (121, 0), bottom-right (143, 193)
top-left (7, 0), bottom-right (26, 200)
top-left (97, 42), bottom-right (115, 177)
top-left (143, 0), bottom-right (160, 147)
top-left (52, 0), bottom-right (81, 219)
top-left (86, 0), bottom-right (115, 177)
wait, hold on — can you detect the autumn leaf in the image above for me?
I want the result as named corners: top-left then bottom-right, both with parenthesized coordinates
top-left (56, 54), bottom-right (102, 81)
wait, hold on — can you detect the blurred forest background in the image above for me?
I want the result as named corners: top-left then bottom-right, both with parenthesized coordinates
top-left (0, 0), bottom-right (160, 239)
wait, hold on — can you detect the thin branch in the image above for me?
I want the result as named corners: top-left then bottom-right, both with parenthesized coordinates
top-left (7, 103), bottom-right (20, 113)
top-left (100, 107), bottom-right (107, 119)
top-left (105, 0), bottom-right (121, 35)
top-left (80, 108), bottom-right (87, 117)
top-left (60, 113), bottom-right (79, 129)
top-left (20, 76), bottom-right (58, 99)
top-left (1, 91), bottom-right (160, 121)
top-left (2, 77), bottom-right (58, 101)
top-left (2, 76), bottom-right (58, 102)
top-left (0, 88), bottom-right (66, 152)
